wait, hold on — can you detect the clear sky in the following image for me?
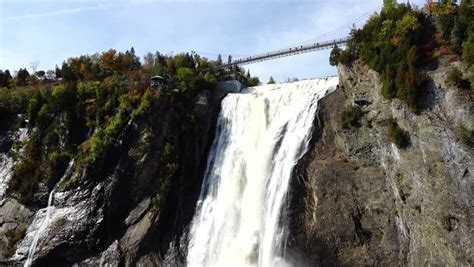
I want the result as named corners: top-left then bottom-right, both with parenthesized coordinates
top-left (1, 0), bottom-right (426, 83)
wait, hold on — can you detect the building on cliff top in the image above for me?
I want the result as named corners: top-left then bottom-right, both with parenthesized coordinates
top-left (150, 75), bottom-right (167, 91)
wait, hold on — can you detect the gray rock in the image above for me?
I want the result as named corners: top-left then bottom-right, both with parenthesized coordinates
top-left (288, 58), bottom-right (473, 266)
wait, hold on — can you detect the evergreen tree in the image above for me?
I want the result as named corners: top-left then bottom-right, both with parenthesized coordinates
top-left (16, 68), bottom-right (30, 86)
top-left (55, 65), bottom-right (62, 79)
top-left (267, 76), bottom-right (276, 84)
top-left (0, 70), bottom-right (12, 87)
top-left (329, 45), bottom-right (342, 66)
top-left (61, 62), bottom-right (76, 82)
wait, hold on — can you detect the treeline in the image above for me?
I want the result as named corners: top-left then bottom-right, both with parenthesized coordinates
top-left (0, 48), bottom-right (229, 204)
top-left (331, 0), bottom-right (473, 110)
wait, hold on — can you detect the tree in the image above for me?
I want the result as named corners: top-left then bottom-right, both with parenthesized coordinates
top-left (16, 68), bottom-right (30, 86)
top-left (61, 62), bottom-right (76, 82)
top-left (123, 47), bottom-right (141, 71)
top-left (462, 41), bottom-right (474, 65)
top-left (267, 76), bottom-right (276, 84)
top-left (383, 0), bottom-right (397, 13)
top-left (55, 65), bottom-right (62, 79)
top-left (434, 0), bottom-right (457, 42)
top-left (35, 70), bottom-right (46, 79)
top-left (0, 70), bottom-right (12, 87)
top-left (143, 52), bottom-right (155, 69)
top-left (99, 49), bottom-right (118, 72)
top-left (407, 45), bottom-right (419, 67)
top-left (329, 45), bottom-right (342, 66)
top-left (247, 77), bottom-right (261, 87)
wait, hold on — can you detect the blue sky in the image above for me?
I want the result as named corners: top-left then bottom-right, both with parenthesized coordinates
top-left (1, 0), bottom-right (426, 83)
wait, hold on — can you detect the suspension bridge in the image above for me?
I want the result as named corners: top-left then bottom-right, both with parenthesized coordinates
top-left (207, 3), bottom-right (386, 68)
top-left (222, 37), bottom-right (350, 68)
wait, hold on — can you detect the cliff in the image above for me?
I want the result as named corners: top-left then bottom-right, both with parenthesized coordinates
top-left (1, 56), bottom-right (472, 266)
top-left (288, 56), bottom-right (473, 266)
top-left (0, 89), bottom-right (222, 266)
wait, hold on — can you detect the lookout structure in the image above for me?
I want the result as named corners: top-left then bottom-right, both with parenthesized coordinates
top-left (150, 75), bottom-right (167, 91)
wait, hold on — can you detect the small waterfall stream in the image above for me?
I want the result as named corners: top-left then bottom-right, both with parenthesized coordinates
top-left (186, 77), bottom-right (338, 266)
top-left (24, 160), bottom-right (74, 267)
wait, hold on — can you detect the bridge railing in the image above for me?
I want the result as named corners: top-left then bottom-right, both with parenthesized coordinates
top-left (223, 37), bottom-right (349, 67)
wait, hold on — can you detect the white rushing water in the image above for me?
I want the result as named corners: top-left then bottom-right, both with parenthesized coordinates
top-left (186, 77), bottom-right (338, 267)
top-left (0, 153), bottom-right (14, 201)
top-left (23, 160), bottom-right (74, 267)
top-left (0, 127), bottom-right (28, 202)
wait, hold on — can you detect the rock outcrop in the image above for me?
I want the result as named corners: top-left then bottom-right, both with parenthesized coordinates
top-left (0, 90), bottom-right (223, 266)
top-left (288, 57), bottom-right (473, 266)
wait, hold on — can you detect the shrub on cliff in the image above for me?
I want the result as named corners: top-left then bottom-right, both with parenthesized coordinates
top-left (387, 118), bottom-right (409, 149)
top-left (341, 105), bottom-right (363, 129)
top-left (455, 124), bottom-right (474, 147)
top-left (80, 93), bottom-right (140, 164)
top-left (46, 151), bottom-right (72, 190)
top-left (447, 67), bottom-right (471, 90)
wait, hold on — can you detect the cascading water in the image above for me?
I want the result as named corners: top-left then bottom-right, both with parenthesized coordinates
top-left (24, 160), bottom-right (74, 267)
top-left (186, 77), bottom-right (338, 266)
top-left (0, 127), bottom-right (28, 202)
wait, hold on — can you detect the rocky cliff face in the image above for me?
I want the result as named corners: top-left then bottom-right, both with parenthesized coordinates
top-left (1, 57), bottom-right (472, 266)
top-left (288, 57), bottom-right (473, 266)
top-left (0, 90), bottom-right (222, 266)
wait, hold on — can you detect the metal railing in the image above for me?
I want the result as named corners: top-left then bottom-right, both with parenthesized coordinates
top-left (222, 37), bottom-right (349, 67)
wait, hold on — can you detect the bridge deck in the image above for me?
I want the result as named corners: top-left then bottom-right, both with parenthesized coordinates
top-left (223, 37), bottom-right (349, 67)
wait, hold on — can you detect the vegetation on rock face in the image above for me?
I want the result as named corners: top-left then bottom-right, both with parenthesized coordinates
top-left (1, 48), bottom-right (224, 205)
top-left (455, 124), bottom-right (474, 147)
top-left (387, 118), bottom-right (409, 148)
top-left (331, 0), bottom-right (474, 109)
top-left (151, 139), bottom-right (179, 213)
top-left (446, 67), bottom-right (471, 90)
top-left (341, 105), bottom-right (364, 129)
top-left (4, 227), bottom-right (26, 258)
top-left (333, 1), bottom-right (434, 111)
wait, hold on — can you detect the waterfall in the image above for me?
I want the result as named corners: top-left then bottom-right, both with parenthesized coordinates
top-left (0, 127), bottom-right (28, 202)
top-left (186, 77), bottom-right (338, 267)
top-left (24, 160), bottom-right (74, 267)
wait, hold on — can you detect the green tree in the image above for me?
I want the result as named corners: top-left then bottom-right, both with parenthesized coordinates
top-left (52, 84), bottom-right (76, 111)
top-left (329, 45), bottom-right (342, 66)
top-left (247, 77), bottom-right (261, 87)
top-left (16, 68), bottom-right (30, 86)
top-left (0, 70), bottom-right (12, 87)
top-left (267, 76), bottom-right (276, 84)
top-left (387, 118), bottom-right (409, 148)
top-left (55, 65), bottom-right (62, 79)
top-left (61, 62), bottom-right (76, 82)
top-left (383, 0), bottom-right (397, 13)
